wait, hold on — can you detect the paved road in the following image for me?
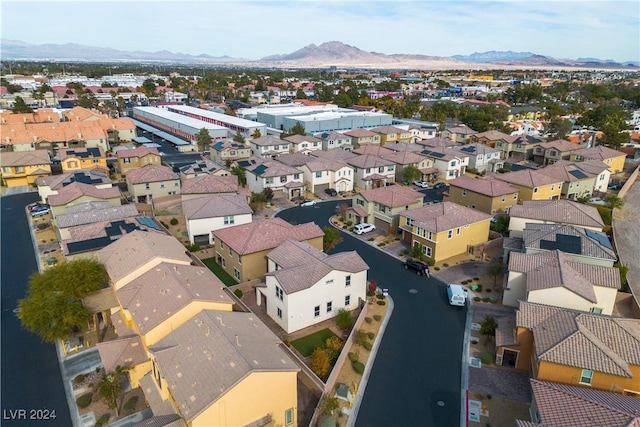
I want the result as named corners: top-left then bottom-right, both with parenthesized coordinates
top-left (277, 202), bottom-right (465, 427)
top-left (1, 193), bottom-right (72, 427)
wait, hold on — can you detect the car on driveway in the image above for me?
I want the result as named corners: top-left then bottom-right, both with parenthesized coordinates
top-left (30, 205), bottom-right (51, 217)
top-left (608, 183), bottom-right (622, 190)
top-left (588, 197), bottom-right (607, 206)
top-left (413, 181), bottom-right (430, 189)
top-left (353, 223), bottom-right (376, 235)
top-left (403, 260), bottom-right (430, 276)
top-left (324, 188), bottom-right (338, 197)
top-left (299, 199), bottom-right (317, 207)
top-left (433, 182), bottom-right (448, 190)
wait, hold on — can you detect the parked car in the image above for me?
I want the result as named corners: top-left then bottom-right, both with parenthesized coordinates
top-left (588, 197), bottom-right (607, 206)
top-left (608, 183), bottom-right (622, 190)
top-left (28, 203), bottom-right (49, 213)
top-left (433, 182), bottom-right (448, 190)
top-left (353, 223), bottom-right (375, 235)
top-left (413, 181), bottom-right (430, 189)
top-left (403, 260), bottom-right (430, 276)
top-left (324, 188), bottom-right (338, 197)
top-left (30, 206), bottom-right (51, 217)
top-left (299, 199), bottom-right (317, 207)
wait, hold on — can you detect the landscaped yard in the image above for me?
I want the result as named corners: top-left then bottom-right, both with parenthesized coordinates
top-left (292, 328), bottom-right (339, 357)
top-left (201, 257), bottom-right (238, 287)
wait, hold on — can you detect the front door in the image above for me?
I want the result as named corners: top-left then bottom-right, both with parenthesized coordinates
top-left (502, 349), bottom-right (518, 367)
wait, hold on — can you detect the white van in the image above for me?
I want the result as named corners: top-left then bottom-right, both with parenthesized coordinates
top-left (447, 284), bottom-right (468, 306)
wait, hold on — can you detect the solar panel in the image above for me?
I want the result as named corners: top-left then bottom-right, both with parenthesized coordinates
top-left (584, 229), bottom-right (613, 249)
top-left (430, 152), bottom-right (446, 158)
top-left (460, 146), bottom-right (476, 153)
top-left (557, 234), bottom-right (582, 254)
top-left (136, 217), bottom-right (163, 231)
top-left (569, 170), bottom-right (588, 179)
top-left (67, 237), bottom-right (113, 254)
top-left (253, 165), bottom-right (268, 175)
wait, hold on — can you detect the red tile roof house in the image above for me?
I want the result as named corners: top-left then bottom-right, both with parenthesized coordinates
top-left (125, 164), bottom-right (180, 204)
top-left (116, 146), bottom-right (161, 175)
top-left (179, 174), bottom-right (240, 201)
top-left (48, 181), bottom-right (121, 218)
top-left (183, 194), bottom-right (252, 245)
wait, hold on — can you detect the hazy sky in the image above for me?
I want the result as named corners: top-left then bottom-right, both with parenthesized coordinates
top-left (2, 0), bottom-right (639, 62)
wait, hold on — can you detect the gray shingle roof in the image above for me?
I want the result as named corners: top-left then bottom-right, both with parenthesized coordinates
top-left (48, 182), bottom-right (121, 206)
top-left (492, 168), bottom-right (563, 188)
top-left (149, 310), bottom-right (299, 422)
top-left (523, 223), bottom-right (616, 261)
top-left (403, 201), bottom-right (492, 233)
top-left (266, 240), bottom-right (368, 294)
top-left (126, 164), bottom-right (179, 185)
top-left (96, 336), bottom-right (149, 372)
top-left (183, 194), bottom-right (251, 220)
top-left (509, 199), bottom-right (604, 229)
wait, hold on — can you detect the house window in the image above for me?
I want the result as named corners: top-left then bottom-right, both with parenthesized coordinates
top-left (579, 369), bottom-right (593, 385)
top-left (551, 184), bottom-right (555, 190)
top-left (501, 195), bottom-right (506, 202)
top-left (326, 301), bottom-right (332, 313)
top-left (345, 295), bottom-right (351, 306)
top-left (427, 231), bottom-right (433, 240)
top-left (2, 167), bottom-right (10, 173)
top-left (366, 168), bottom-right (371, 174)
top-left (220, 257), bottom-right (226, 267)
top-left (145, 183), bottom-right (150, 190)
top-left (450, 161), bottom-right (456, 167)
top-left (294, 173), bottom-right (300, 179)
top-left (314, 306), bottom-right (320, 317)
top-left (406, 218), bottom-right (414, 226)
top-left (265, 177), bottom-right (273, 184)
top-left (160, 182), bottom-right (165, 188)
top-left (277, 307), bottom-right (282, 319)
top-left (533, 187), bottom-right (538, 193)
top-left (590, 307), bottom-right (603, 314)
top-left (276, 286), bottom-right (283, 301)
top-left (356, 199), bottom-right (364, 206)
top-left (224, 216), bottom-right (235, 225)
top-left (345, 275), bottom-right (351, 287)
top-left (462, 189), bottom-right (466, 196)
top-left (422, 245), bottom-right (432, 257)
top-left (388, 165), bottom-right (394, 171)
top-left (378, 167), bottom-right (384, 173)
top-left (233, 268), bottom-right (240, 280)
top-left (447, 230), bottom-right (453, 239)
top-left (229, 247), bottom-right (232, 256)
top-left (238, 255), bottom-right (241, 264)
top-left (124, 158), bottom-right (130, 164)
top-left (220, 240), bottom-right (224, 249)
top-left (315, 172), bottom-right (322, 178)
top-left (457, 228), bottom-right (461, 235)
top-left (513, 193), bottom-right (518, 199)
top-left (174, 180), bottom-right (179, 187)
top-left (280, 176), bottom-right (287, 183)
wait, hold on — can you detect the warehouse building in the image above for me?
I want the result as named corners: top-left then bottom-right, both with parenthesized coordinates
top-left (165, 105), bottom-right (266, 139)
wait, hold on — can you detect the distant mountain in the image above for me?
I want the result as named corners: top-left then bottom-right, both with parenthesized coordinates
top-left (451, 51), bottom-right (536, 63)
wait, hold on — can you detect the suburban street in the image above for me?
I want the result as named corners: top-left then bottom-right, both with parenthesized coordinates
top-left (1, 192), bottom-right (72, 427)
top-left (277, 201), bottom-right (465, 427)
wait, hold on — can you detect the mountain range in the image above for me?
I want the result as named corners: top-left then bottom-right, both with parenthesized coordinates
top-left (2, 39), bottom-right (637, 70)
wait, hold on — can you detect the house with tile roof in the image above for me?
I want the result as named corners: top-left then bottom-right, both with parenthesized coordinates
top-left (515, 379), bottom-right (640, 427)
top-left (210, 140), bottom-right (252, 163)
top-left (48, 181), bottom-right (121, 217)
top-left (96, 335), bottom-right (150, 388)
top-left (178, 158), bottom-right (229, 181)
top-left (0, 149), bottom-right (51, 187)
top-left (318, 131), bottom-right (353, 151)
top-left (352, 145), bottom-right (395, 157)
top-left (444, 175), bottom-right (519, 215)
top-left (116, 146), bottom-right (161, 175)
top-left (346, 154), bottom-right (396, 189)
top-left (415, 136), bottom-right (461, 150)
top-left (419, 146), bottom-right (469, 181)
top-left (494, 134), bottom-right (545, 161)
top-left (508, 199), bottom-right (605, 238)
top-left (349, 185), bottom-right (424, 232)
top-left (36, 170), bottom-right (113, 203)
top-left (495, 301), bottom-right (640, 397)
top-left (565, 159), bottom-right (611, 193)
top-left (183, 194), bottom-right (252, 245)
top-left (282, 134), bottom-right (323, 153)
top-left (503, 250), bottom-right (620, 314)
top-left (249, 135), bottom-right (291, 159)
top-left (259, 240), bottom-right (369, 333)
top-left (399, 201), bottom-right (491, 262)
top-left (468, 130), bottom-right (512, 148)
top-left (145, 310), bottom-right (299, 427)
top-left (310, 148), bottom-right (359, 162)
top-left (58, 147), bottom-right (107, 173)
top-left (492, 169), bottom-right (563, 203)
top-left (56, 202), bottom-right (139, 240)
top-left (212, 218), bottom-right (324, 282)
top-left (542, 161), bottom-right (599, 200)
top-left (384, 141), bottom-right (424, 154)
top-left (384, 150), bottom-right (435, 183)
top-left (343, 128), bottom-right (381, 147)
top-left (533, 139), bottom-right (585, 166)
top-left (245, 159), bottom-right (306, 199)
top-left (452, 143), bottom-right (504, 173)
top-left (369, 125), bottom-right (411, 145)
top-left (180, 174), bottom-right (239, 201)
top-left (571, 145), bottom-right (627, 174)
top-left (443, 124), bottom-right (478, 143)
top-left (297, 157), bottom-right (354, 195)
top-left (0, 108), bottom-right (61, 125)
top-left (125, 164), bottom-right (180, 203)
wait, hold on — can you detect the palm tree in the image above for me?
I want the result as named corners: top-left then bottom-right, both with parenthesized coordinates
top-left (605, 195), bottom-right (624, 210)
top-left (96, 365), bottom-right (126, 417)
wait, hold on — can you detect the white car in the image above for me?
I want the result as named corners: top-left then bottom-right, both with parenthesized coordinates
top-left (353, 223), bottom-right (376, 235)
top-left (299, 199), bottom-right (317, 207)
top-left (413, 181), bottom-right (430, 189)
top-left (588, 197), bottom-right (607, 206)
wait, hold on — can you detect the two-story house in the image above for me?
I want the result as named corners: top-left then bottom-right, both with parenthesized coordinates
top-left (116, 146), bottom-right (161, 175)
top-left (542, 161), bottom-right (597, 200)
top-left (249, 135), bottom-right (290, 159)
top-left (343, 128), bottom-right (381, 148)
top-left (183, 193), bottom-right (252, 245)
top-left (565, 160), bottom-right (611, 193)
top-left (298, 158), bottom-right (354, 195)
top-left (420, 147), bottom-right (469, 180)
top-left (58, 147), bottom-right (108, 173)
top-left (453, 143), bottom-right (504, 173)
top-left (259, 240), bottom-right (368, 333)
top-left (384, 150), bottom-right (434, 183)
top-left (492, 169), bottom-right (563, 203)
top-left (533, 139), bottom-right (584, 166)
top-left (125, 164), bottom-right (180, 203)
top-left (48, 182), bottom-right (121, 218)
top-left (468, 130), bottom-right (513, 148)
top-left (399, 202), bottom-right (492, 263)
top-left (570, 145), bottom-right (627, 174)
top-left (370, 125), bottom-right (411, 145)
top-left (179, 158), bottom-right (229, 181)
top-left (245, 159), bottom-right (306, 199)
top-left (180, 174), bottom-right (240, 201)
top-left (444, 176), bottom-right (519, 214)
top-left (345, 154), bottom-right (396, 189)
top-left (349, 185), bottom-right (424, 232)
top-left (0, 149), bottom-right (51, 187)
top-left (282, 134), bottom-right (323, 153)
top-left (36, 170), bottom-right (113, 203)
top-left (318, 131), bottom-right (353, 151)
top-left (443, 124), bottom-right (478, 143)
top-left (210, 140), bottom-right (252, 163)
top-left (495, 134), bottom-right (545, 161)
top-left (212, 218), bottom-right (324, 282)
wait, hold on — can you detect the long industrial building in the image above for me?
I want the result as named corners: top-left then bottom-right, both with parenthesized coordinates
top-left (165, 105), bottom-right (266, 139)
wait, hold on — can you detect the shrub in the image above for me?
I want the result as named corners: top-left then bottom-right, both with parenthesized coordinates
top-left (363, 341), bottom-right (373, 351)
top-left (474, 277), bottom-right (480, 281)
top-left (376, 293), bottom-right (385, 300)
top-left (364, 317), bottom-right (372, 324)
top-left (367, 332), bottom-right (375, 340)
top-left (373, 314), bottom-right (382, 321)
top-left (185, 242), bottom-right (200, 252)
top-left (352, 361), bottom-right (365, 374)
top-left (434, 267), bottom-right (440, 271)
top-left (376, 300), bottom-right (386, 306)
top-left (486, 289), bottom-right (492, 293)
top-left (234, 289), bottom-right (243, 299)
top-left (76, 393), bottom-right (92, 409)
top-left (346, 221), bottom-right (353, 226)
top-left (348, 352), bottom-right (359, 362)
top-left (335, 308), bottom-right (353, 331)
top-left (73, 374), bottom-right (86, 384)
top-left (426, 258), bottom-right (435, 266)
top-left (377, 242), bottom-right (385, 247)
top-left (368, 237), bottom-right (374, 241)
top-left (37, 223), bottom-right (49, 230)
top-left (480, 353), bottom-right (493, 365)
top-left (476, 285), bottom-right (483, 292)
top-left (169, 218), bottom-right (179, 226)
top-left (473, 297), bottom-right (481, 302)
top-left (123, 395), bottom-right (139, 411)
top-left (343, 225), bottom-right (348, 229)
top-left (402, 249), bottom-right (410, 256)
top-left (160, 221), bottom-right (168, 228)
top-left (482, 297), bottom-right (490, 303)
top-left (95, 414), bottom-right (110, 427)
top-left (443, 263), bottom-right (449, 267)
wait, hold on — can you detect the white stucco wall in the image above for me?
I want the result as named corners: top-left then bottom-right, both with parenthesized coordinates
top-left (187, 213), bottom-right (252, 244)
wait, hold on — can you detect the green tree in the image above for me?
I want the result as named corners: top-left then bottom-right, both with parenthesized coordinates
top-left (410, 243), bottom-right (427, 262)
top-left (231, 166), bottom-right (246, 187)
top-left (487, 262), bottom-right (504, 289)
top-left (11, 96), bottom-right (33, 113)
top-left (334, 90), bottom-right (353, 108)
top-left (324, 336), bottom-right (343, 363)
top-left (335, 308), bottom-right (353, 331)
top-left (402, 165), bottom-right (422, 183)
top-left (287, 122), bottom-right (306, 136)
top-left (614, 262), bottom-right (629, 293)
top-left (480, 315), bottom-right (498, 344)
top-left (323, 226), bottom-right (343, 252)
top-left (546, 118), bottom-right (573, 139)
top-left (251, 129), bottom-right (262, 139)
top-left (232, 131), bottom-right (245, 143)
top-left (605, 195), bottom-right (624, 210)
top-left (196, 128), bottom-right (212, 153)
top-left (295, 88), bottom-right (307, 99)
top-left (310, 348), bottom-right (331, 380)
top-left (78, 92), bottom-right (98, 109)
top-left (96, 366), bottom-right (126, 417)
top-left (141, 78), bottom-right (157, 97)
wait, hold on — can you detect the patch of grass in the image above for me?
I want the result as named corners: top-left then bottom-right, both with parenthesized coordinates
top-left (95, 414), bottom-right (110, 427)
top-left (291, 329), bottom-right (338, 357)
top-left (234, 289), bottom-right (243, 299)
top-left (201, 258), bottom-right (238, 287)
top-left (123, 395), bottom-right (139, 411)
top-left (480, 353), bottom-right (493, 365)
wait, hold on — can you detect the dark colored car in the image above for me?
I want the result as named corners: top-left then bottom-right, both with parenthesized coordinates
top-left (324, 188), bottom-right (338, 197)
top-left (403, 260), bottom-right (430, 276)
top-left (608, 183), bottom-right (622, 190)
top-left (434, 182), bottom-right (447, 190)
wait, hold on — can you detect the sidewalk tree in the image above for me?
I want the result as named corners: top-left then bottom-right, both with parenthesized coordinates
top-left (480, 315), bottom-right (498, 345)
top-left (232, 131), bottom-right (245, 143)
top-left (231, 166), bottom-right (246, 187)
top-left (322, 226), bottom-right (343, 252)
top-left (196, 128), bottom-right (212, 153)
top-left (17, 259), bottom-right (108, 342)
top-left (606, 195), bottom-right (624, 210)
top-left (487, 262), bottom-right (504, 289)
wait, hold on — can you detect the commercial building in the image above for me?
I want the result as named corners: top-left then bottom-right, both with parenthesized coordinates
top-left (165, 105), bottom-right (266, 139)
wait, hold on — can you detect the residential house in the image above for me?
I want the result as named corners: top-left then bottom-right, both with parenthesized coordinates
top-left (259, 240), bottom-right (369, 333)
top-left (443, 124), bottom-right (478, 143)
top-left (183, 194), bottom-right (252, 245)
top-left (179, 158), bottom-right (229, 181)
top-left (515, 379), bottom-right (640, 427)
top-left (571, 145), bottom-right (627, 174)
top-left (58, 147), bottom-right (108, 173)
top-left (36, 170), bottom-right (112, 203)
top-left (96, 336), bottom-right (150, 389)
top-left (452, 143), bottom-right (504, 173)
top-left (508, 105), bottom-right (547, 121)
top-left (416, 137), bottom-right (461, 150)
top-left (566, 160), bottom-right (611, 193)
top-left (298, 157), bottom-right (354, 194)
top-left (345, 154), bottom-right (396, 189)
top-left (352, 145), bottom-right (394, 157)
top-left (384, 150), bottom-right (435, 183)
top-left (420, 147), bottom-right (469, 181)
top-left (399, 202), bottom-right (491, 262)
top-left (249, 135), bottom-right (290, 159)
top-left (318, 131), bottom-right (353, 151)
top-left (468, 130), bottom-right (512, 148)
top-left (310, 149), bottom-right (359, 162)
top-left (0, 149), bottom-right (51, 187)
top-left (349, 185), bottom-right (424, 232)
top-left (533, 139), bottom-right (584, 166)
top-left (495, 301), bottom-right (640, 397)
top-left (405, 125), bottom-right (437, 142)
top-left (116, 146), bottom-right (161, 175)
top-left (282, 134), bottom-right (323, 153)
top-left (369, 126), bottom-right (411, 145)
top-left (508, 199), bottom-right (605, 238)
top-left (444, 176), bottom-right (519, 214)
top-left (125, 164), bottom-right (180, 203)
top-left (542, 161), bottom-right (598, 200)
top-left (492, 169), bottom-right (563, 203)
top-left (211, 218), bottom-right (324, 282)
top-left (146, 310), bottom-right (299, 427)
top-left (48, 182), bottom-right (121, 218)
top-left (494, 134), bottom-right (545, 161)
top-left (245, 159), bottom-right (306, 199)
top-left (179, 174), bottom-right (239, 202)
top-left (384, 141), bottom-right (424, 154)
top-left (210, 140), bottom-right (252, 164)
top-left (343, 128), bottom-right (381, 148)
top-left (56, 202), bottom-right (139, 241)
top-left (503, 250), bottom-right (620, 314)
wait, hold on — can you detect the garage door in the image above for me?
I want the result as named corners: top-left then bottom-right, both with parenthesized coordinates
top-left (5, 177), bottom-right (29, 187)
top-left (374, 217), bottom-right (390, 233)
top-left (314, 183), bottom-right (329, 195)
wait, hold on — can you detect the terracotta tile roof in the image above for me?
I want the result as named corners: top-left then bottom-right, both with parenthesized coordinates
top-left (266, 240), bottom-right (368, 294)
top-left (116, 262), bottom-right (232, 334)
top-left (522, 379), bottom-right (640, 427)
top-left (48, 182), bottom-right (121, 206)
top-left (538, 139), bottom-right (583, 152)
top-left (353, 145), bottom-right (394, 156)
top-left (95, 117), bottom-right (136, 131)
top-left (149, 310), bottom-right (299, 422)
top-left (359, 185), bottom-right (424, 208)
top-left (96, 336), bottom-right (149, 372)
top-left (248, 160), bottom-right (301, 178)
top-left (495, 315), bottom-right (518, 347)
top-left (183, 194), bottom-right (251, 220)
top-left (449, 175), bottom-right (518, 197)
top-left (250, 135), bottom-right (282, 147)
top-left (516, 302), bottom-right (640, 377)
top-left (384, 142), bottom-right (424, 153)
top-left (125, 164), bottom-right (179, 184)
top-left (574, 145), bottom-right (626, 160)
top-left (403, 201), bottom-right (492, 233)
top-left (542, 162), bottom-right (597, 182)
top-left (343, 128), bottom-right (377, 138)
top-left (523, 223), bottom-right (616, 261)
top-left (310, 149), bottom-right (359, 161)
top-left (346, 154), bottom-right (395, 168)
top-left (180, 174), bottom-right (238, 195)
top-left (94, 230), bottom-right (192, 285)
top-left (56, 203), bottom-right (139, 228)
top-left (275, 152), bottom-right (314, 167)
top-left (509, 199), bottom-right (604, 229)
top-left (116, 146), bottom-right (160, 159)
top-left (0, 149), bottom-right (50, 167)
top-left (213, 218), bottom-right (323, 255)
top-left (282, 134), bottom-right (321, 145)
top-left (492, 168), bottom-right (563, 188)
top-left (0, 109), bottom-right (60, 125)
top-left (63, 106), bottom-right (105, 121)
